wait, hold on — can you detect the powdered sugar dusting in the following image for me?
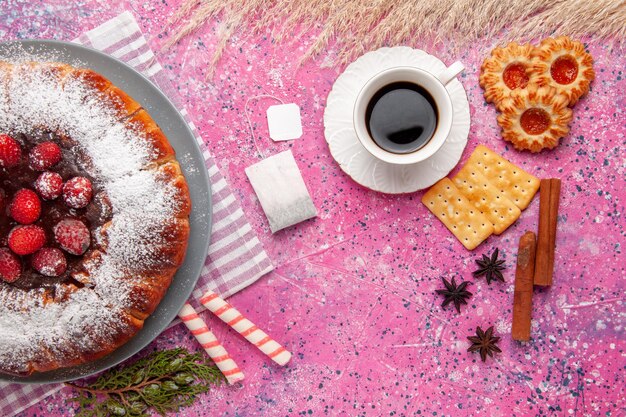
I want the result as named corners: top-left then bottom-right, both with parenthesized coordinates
top-left (0, 59), bottom-right (181, 374)
top-left (100, 170), bottom-right (177, 269)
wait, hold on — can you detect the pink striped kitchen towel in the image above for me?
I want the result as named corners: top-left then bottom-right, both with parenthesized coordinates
top-left (0, 11), bottom-right (273, 417)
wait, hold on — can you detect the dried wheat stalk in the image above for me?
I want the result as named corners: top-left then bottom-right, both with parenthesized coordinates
top-left (162, 0), bottom-right (626, 72)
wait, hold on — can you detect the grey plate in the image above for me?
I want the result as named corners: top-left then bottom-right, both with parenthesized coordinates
top-left (0, 40), bottom-right (212, 383)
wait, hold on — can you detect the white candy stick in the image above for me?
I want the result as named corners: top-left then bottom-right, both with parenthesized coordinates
top-left (178, 303), bottom-right (244, 384)
top-left (200, 290), bottom-right (292, 366)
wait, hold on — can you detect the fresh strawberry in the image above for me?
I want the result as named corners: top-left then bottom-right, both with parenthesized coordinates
top-left (54, 218), bottom-right (90, 255)
top-left (0, 134), bottom-right (22, 168)
top-left (8, 225), bottom-right (46, 256)
top-left (10, 189), bottom-right (41, 224)
top-left (63, 177), bottom-right (93, 209)
top-left (0, 248), bottom-right (21, 282)
top-left (32, 247), bottom-right (67, 277)
top-left (29, 141), bottom-right (62, 171)
top-left (34, 171), bottom-right (63, 200)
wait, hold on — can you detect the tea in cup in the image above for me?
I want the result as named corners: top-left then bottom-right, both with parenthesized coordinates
top-left (353, 62), bottom-right (464, 165)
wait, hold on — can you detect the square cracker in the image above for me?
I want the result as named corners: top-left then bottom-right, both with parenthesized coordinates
top-left (453, 165), bottom-right (522, 235)
top-left (465, 145), bottom-right (540, 209)
top-left (422, 178), bottom-right (494, 250)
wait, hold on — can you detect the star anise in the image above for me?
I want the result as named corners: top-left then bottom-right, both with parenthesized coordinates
top-left (435, 277), bottom-right (472, 313)
top-left (472, 248), bottom-right (506, 284)
top-left (467, 326), bottom-right (502, 362)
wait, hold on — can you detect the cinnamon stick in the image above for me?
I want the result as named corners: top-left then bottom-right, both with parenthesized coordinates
top-left (512, 231), bottom-right (536, 341)
top-left (547, 178), bottom-right (561, 282)
top-left (534, 178), bottom-right (560, 286)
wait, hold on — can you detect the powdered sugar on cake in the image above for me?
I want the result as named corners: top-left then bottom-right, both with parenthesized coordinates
top-left (0, 61), bottom-right (181, 373)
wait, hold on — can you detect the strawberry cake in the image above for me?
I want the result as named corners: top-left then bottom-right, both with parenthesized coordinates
top-left (0, 61), bottom-right (191, 376)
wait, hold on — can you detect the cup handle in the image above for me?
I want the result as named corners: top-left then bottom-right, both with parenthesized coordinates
top-left (437, 61), bottom-right (465, 86)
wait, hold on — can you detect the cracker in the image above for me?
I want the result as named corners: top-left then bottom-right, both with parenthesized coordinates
top-left (453, 165), bottom-right (522, 235)
top-left (465, 145), bottom-right (540, 209)
top-left (422, 178), bottom-right (494, 250)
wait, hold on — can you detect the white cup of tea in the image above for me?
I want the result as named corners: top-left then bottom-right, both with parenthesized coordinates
top-left (353, 62), bottom-right (464, 165)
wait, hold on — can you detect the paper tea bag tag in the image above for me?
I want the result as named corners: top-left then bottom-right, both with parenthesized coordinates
top-left (245, 150), bottom-right (316, 233)
top-left (266, 103), bottom-right (303, 141)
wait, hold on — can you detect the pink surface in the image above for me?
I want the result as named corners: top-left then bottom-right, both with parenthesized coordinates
top-left (2, 1), bottom-right (625, 416)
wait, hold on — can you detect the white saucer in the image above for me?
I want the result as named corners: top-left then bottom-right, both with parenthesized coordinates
top-left (323, 46), bottom-right (470, 194)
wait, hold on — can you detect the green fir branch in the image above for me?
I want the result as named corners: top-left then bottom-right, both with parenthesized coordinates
top-left (67, 348), bottom-right (225, 417)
